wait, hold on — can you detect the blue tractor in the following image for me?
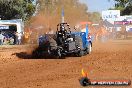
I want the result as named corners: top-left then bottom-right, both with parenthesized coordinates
top-left (32, 23), bottom-right (92, 58)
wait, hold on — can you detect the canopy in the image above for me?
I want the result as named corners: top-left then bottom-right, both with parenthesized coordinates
top-left (0, 19), bottom-right (24, 33)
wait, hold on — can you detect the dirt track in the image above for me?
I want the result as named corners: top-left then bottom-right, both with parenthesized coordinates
top-left (0, 40), bottom-right (132, 88)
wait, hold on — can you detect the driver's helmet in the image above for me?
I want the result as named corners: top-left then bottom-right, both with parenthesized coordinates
top-left (61, 26), bottom-right (65, 31)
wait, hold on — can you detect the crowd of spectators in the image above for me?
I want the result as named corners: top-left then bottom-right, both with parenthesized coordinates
top-left (0, 31), bottom-right (22, 45)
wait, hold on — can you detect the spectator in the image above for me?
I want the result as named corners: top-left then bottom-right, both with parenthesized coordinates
top-left (17, 32), bottom-right (22, 45)
top-left (9, 37), bottom-right (14, 45)
top-left (15, 32), bottom-right (19, 44)
top-left (3, 37), bottom-right (9, 45)
top-left (0, 32), bottom-right (4, 45)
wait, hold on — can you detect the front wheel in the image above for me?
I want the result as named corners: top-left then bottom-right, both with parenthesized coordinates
top-left (77, 50), bottom-right (84, 57)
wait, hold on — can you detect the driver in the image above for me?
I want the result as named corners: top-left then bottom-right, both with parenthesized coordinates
top-left (57, 24), bottom-right (67, 45)
top-left (60, 24), bottom-right (67, 38)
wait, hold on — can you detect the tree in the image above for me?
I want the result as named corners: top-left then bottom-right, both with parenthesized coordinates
top-left (112, 0), bottom-right (132, 15)
top-left (0, 0), bottom-right (35, 21)
top-left (32, 0), bottom-right (89, 28)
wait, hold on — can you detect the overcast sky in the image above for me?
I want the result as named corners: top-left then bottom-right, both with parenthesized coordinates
top-left (79, 0), bottom-right (115, 13)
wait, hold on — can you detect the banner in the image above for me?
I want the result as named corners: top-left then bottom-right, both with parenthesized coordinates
top-left (102, 10), bottom-right (120, 21)
top-left (0, 25), bottom-right (9, 30)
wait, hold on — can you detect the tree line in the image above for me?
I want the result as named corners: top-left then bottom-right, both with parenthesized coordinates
top-left (34, 0), bottom-right (100, 26)
top-left (0, 0), bottom-right (131, 23)
top-left (110, 0), bottom-right (132, 15)
top-left (0, 0), bottom-right (35, 21)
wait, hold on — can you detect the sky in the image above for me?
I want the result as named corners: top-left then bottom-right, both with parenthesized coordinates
top-left (79, 0), bottom-right (115, 13)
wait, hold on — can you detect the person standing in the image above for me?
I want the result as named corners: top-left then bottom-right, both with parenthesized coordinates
top-left (17, 32), bottom-right (22, 45)
top-left (15, 32), bottom-right (22, 45)
top-left (0, 32), bottom-right (4, 45)
top-left (15, 32), bottom-right (18, 44)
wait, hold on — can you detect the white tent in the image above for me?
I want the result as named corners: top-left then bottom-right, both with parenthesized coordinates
top-left (0, 19), bottom-right (24, 34)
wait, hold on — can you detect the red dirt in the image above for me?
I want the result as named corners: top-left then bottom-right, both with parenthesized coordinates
top-left (0, 40), bottom-right (132, 88)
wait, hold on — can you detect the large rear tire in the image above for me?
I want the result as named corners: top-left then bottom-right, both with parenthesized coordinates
top-left (32, 47), bottom-right (42, 58)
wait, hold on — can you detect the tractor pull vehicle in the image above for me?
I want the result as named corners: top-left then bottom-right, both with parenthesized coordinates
top-left (32, 22), bottom-right (92, 58)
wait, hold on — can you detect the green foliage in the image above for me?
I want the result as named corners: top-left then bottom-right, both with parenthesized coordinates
top-left (113, 0), bottom-right (132, 15)
top-left (0, 0), bottom-right (35, 21)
